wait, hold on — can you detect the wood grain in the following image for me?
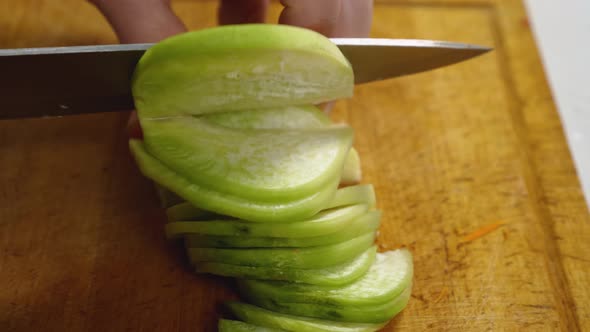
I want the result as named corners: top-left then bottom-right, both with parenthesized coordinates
top-left (1, 0), bottom-right (588, 331)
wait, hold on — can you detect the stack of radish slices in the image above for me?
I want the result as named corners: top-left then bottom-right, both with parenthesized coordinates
top-left (129, 24), bottom-right (413, 332)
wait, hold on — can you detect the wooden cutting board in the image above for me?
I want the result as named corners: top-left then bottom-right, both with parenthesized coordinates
top-left (1, 0), bottom-right (588, 331)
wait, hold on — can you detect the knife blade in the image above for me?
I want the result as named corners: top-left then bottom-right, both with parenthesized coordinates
top-left (0, 39), bottom-right (490, 119)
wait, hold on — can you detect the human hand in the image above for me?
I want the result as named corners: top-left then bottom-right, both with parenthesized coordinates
top-left (90, 0), bottom-right (373, 42)
top-left (89, 0), bottom-right (373, 136)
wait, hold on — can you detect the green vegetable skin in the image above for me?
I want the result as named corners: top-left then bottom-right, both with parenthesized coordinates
top-left (166, 202), bottom-right (223, 221)
top-left (188, 232), bottom-right (375, 269)
top-left (195, 246), bottom-right (377, 286)
top-left (166, 204), bottom-right (369, 238)
top-left (128, 24), bottom-right (413, 330)
top-left (165, 184), bottom-right (375, 223)
top-left (185, 211), bottom-right (381, 248)
top-left (227, 302), bottom-right (387, 332)
top-left (218, 319), bottom-right (287, 332)
top-left (239, 250), bottom-right (413, 306)
top-left (238, 250), bottom-right (413, 323)
top-left (244, 287), bottom-right (412, 324)
top-left (325, 184), bottom-right (376, 210)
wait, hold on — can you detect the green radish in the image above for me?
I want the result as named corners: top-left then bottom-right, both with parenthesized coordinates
top-left (201, 105), bottom-right (362, 186)
top-left (203, 105), bottom-right (331, 129)
top-left (243, 286), bottom-right (412, 324)
top-left (187, 232), bottom-right (376, 269)
top-left (226, 302), bottom-right (387, 332)
top-left (165, 184), bottom-right (374, 223)
top-left (185, 211), bottom-right (380, 248)
top-left (340, 148), bottom-right (362, 185)
top-left (166, 204), bottom-right (368, 238)
top-left (128, 24), bottom-right (413, 329)
top-left (324, 184), bottom-right (376, 209)
top-left (166, 203), bottom-right (223, 222)
top-left (158, 106), bottom-right (362, 219)
top-left (142, 117), bottom-right (352, 202)
top-left (154, 185), bottom-right (184, 208)
top-left (194, 246), bottom-right (376, 286)
top-left (132, 24), bottom-right (353, 119)
top-left (130, 140), bottom-right (338, 222)
top-left (218, 319), bottom-right (287, 332)
top-left (159, 156), bottom-right (362, 219)
top-left (202, 105), bottom-right (362, 185)
top-left (239, 249), bottom-right (413, 306)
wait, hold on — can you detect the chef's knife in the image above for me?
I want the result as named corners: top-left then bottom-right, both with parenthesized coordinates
top-left (0, 39), bottom-right (490, 119)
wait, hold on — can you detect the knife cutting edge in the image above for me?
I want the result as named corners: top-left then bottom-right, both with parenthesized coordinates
top-left (0, 39), bottom-right (491, 120)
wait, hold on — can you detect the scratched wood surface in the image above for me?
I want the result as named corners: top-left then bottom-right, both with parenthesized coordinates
top-left (0, 0), bottom-right (588, 331)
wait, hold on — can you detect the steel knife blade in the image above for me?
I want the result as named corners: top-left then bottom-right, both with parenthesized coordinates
top-left (0, 39), bottom-right (490, 119)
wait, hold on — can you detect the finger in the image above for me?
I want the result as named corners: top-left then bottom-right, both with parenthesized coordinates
top-left (89, 0), bottom-right (186, 138)
top-left (218, 0), bottom-right (269, 25)
top-left (89, 0), bottom-right (187, 43)
top-left (334, 0), bottom-right (373, 37)
top-left (279, 0), bottom-right (372, 37)
top-left (279, 0), bottom-right (340, 36)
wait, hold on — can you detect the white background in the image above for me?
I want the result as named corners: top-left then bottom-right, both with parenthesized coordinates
top-left (524, 0), bottom-right (590, 209)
